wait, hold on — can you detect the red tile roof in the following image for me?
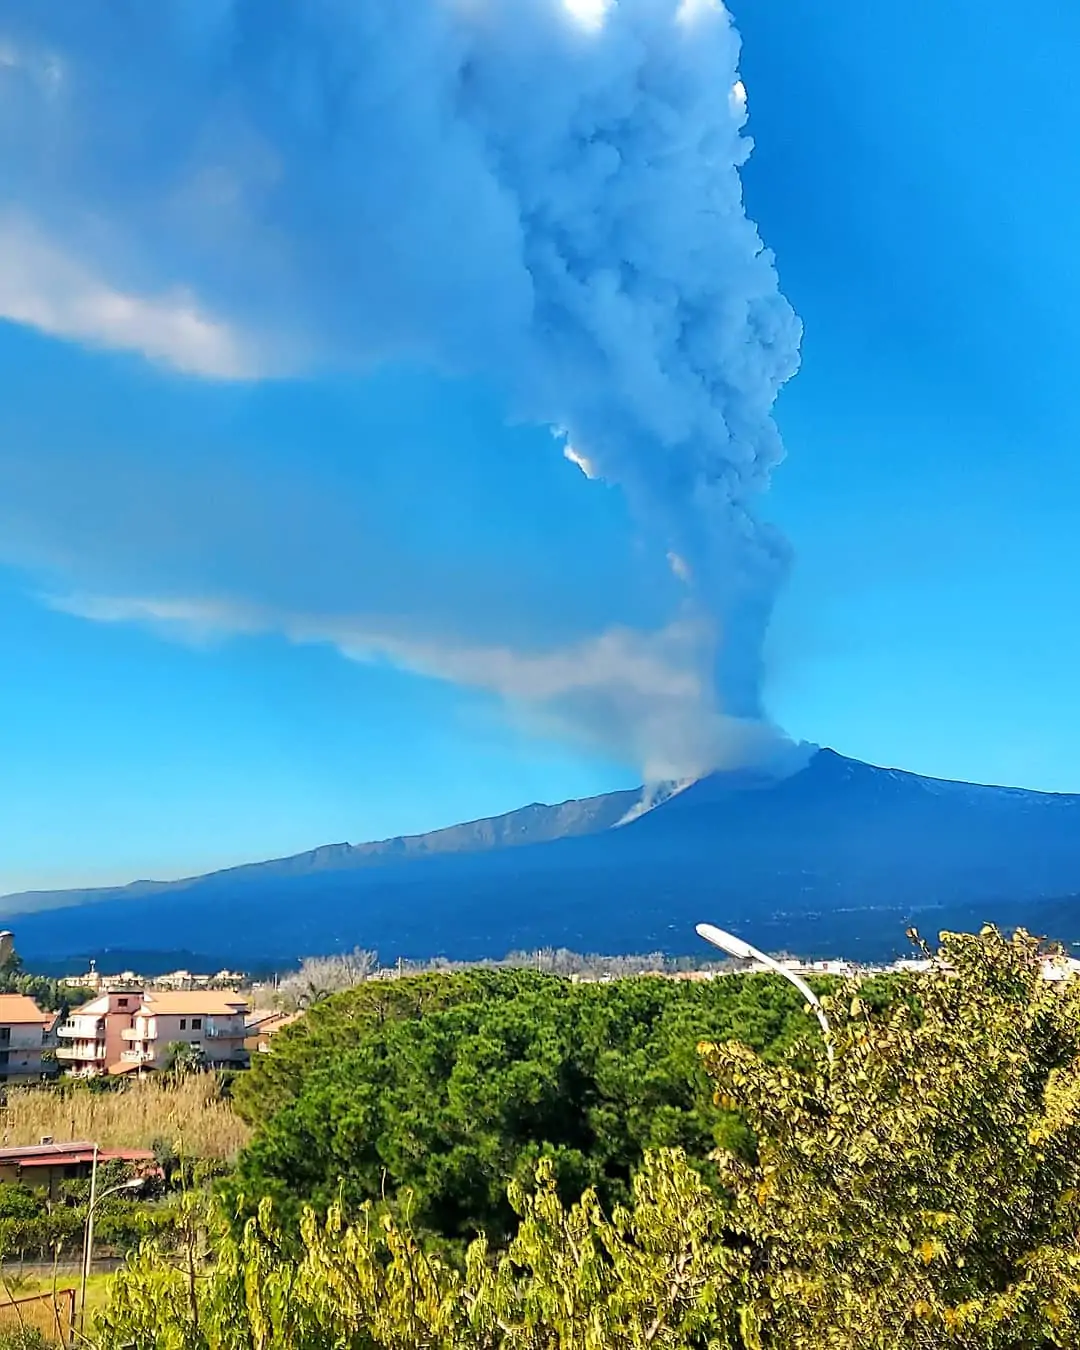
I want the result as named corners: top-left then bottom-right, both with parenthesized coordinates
top-left (0, 1142), bottom-right (155, 1167)
top-left (0, 995), bottom-right (51, 1025)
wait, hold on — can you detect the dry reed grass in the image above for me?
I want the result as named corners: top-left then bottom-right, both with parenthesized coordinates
top-left (0, 1075), bottom-right (250, 1160)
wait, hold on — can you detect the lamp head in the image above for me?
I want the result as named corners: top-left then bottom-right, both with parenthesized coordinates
top-left (695, 923), bottom-right (755, 962)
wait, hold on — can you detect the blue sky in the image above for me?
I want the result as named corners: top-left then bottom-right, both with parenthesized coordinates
top-left (1, 0), bottom-right (1079, 893)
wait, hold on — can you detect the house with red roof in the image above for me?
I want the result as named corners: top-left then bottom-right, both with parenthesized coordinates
top-left (0, 1141), bottom-right (158, 1200)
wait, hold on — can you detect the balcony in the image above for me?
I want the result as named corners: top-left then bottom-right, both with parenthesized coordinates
top-left (120, 1049), bottom-right (153, 1065)
top-left (56, 1021), bottom-right (105, 1040)
top-left (55, 1043), bottom-right (106, 1062)
top-left (204, 1024), bottom-right (242, 1040)
top-left (120, 1027), bottom-right (150, 1042)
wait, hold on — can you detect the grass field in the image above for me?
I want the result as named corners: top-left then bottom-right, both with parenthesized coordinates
top-left (0, 1075), bottom-right (250, 1160)
top-left (0, 1268), bottom-right (112, 1344)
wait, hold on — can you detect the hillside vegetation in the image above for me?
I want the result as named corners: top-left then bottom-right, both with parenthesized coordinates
top-left (94, 928), bottom-right (1080, 1348)
top-left (230, 965), bottom-right (853, 1245)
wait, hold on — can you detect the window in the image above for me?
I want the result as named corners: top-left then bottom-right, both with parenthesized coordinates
top-left (191, 1018), bottom-right (202, 1030)
top-left (118, 998), bottom-right (128, 1007)
top-left (0, 1028), bottom-right (9, 1046)
top-left (179, 1019), bottom-right (186, 1030)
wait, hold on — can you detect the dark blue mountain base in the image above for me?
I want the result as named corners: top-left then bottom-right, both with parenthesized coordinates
top-left (5, 751), bottom-right (1080, 966)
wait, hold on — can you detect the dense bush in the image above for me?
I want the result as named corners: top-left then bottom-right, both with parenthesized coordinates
top-left (232, 968), bottom-right (569, 1125)
top-left (0, 1208), bottom-right (82, 1259)
top-left (0, 1187), bottom-right (41, 1222)
top-left (0, 1329), bottom-right (52, 1350)
top-left (96, 929), bottom-right (1080, 1348)
top-left (230, 966), bottom-right (837, 1244)
top-left (0, 1160), bottom-right (185, 1259)
top-left (0, 1198), bottom-right (185, 1260)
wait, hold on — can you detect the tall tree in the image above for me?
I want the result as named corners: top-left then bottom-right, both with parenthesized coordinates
top-left (97, 928), bottom-right (1080, 1348)
top-left (700, 926), bottom-right (1080, 1347)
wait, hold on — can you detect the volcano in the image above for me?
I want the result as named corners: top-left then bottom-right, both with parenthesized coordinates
top-left (4, 750), bottom-right (1080, 968)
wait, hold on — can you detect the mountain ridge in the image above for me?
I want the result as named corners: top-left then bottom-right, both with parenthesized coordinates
top-left (6, 749), bottom-right (1080, 964)
top-left (0, 781), bottom-right (649, 913)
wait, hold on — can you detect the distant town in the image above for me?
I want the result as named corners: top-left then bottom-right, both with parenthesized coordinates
top-left (0, 929), bottom-right (1075, 1083)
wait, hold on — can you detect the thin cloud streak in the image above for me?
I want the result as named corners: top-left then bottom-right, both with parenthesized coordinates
top-left (47, 590), bottom-right (781, 780)
top-left (0, 216), bottom-right (261, 378)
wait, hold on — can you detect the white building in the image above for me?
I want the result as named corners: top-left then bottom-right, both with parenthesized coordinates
top-left (1040, 957), bottom-right (1080, 983)
top-left (120, 990), bottom-right (249, 1071)
top-left (0, 994), bottom-right (54, 1082)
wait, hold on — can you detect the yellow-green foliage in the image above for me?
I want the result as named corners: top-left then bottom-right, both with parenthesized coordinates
top-left (1, 1076), bottom-right (249, 1161)
top-left (97, 1152), bottom-right (737, 1349)
top-left (92, 929), bottom-right (1080, 1348)
top-left (698, 926), bottom-right (1080, 1348)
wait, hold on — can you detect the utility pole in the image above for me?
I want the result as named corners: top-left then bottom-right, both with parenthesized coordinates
top-left (80, 1143), bottom-right (99, 1330)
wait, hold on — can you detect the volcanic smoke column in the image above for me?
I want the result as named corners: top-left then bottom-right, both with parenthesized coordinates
top-left (457, 0), bottom-right (803, 730)
top-left (0, 0), bottom-right (802, 761)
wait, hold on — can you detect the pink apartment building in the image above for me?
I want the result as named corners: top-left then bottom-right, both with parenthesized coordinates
top-left (56, 988), bottom-right (249, 1075)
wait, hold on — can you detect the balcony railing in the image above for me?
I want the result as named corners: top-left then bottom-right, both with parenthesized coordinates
top-left (120, 1049), bottom-right (153, 1065)
top-left (118, 1024), bottom-right (240, 1043)
top-left (55, 1043), bottom-right (106, 1062)
top-left (204, 1024), bottom-right (243, 1040)
top-left (56, 1021), bottom-right (105, 1040)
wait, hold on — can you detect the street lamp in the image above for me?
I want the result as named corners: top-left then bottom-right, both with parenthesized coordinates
top-left (80, 1145), bottom-right (145, 1330)
top-left (696, 922), bottom-right (834, 1063)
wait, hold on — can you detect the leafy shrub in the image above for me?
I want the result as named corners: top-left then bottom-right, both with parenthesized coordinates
top-left (0, 1208), bottom-right (82, 1259)
top-left (0, 1328), bottom-right (53, 1350)
top-left (230, 966), bottom-right (837, 1244)
top-left (95, 1199), bottom-right (184, 1252)
top-left (57, 1158), bottom-right (133, 1206)
top-left (96, 929), bottom-right (1080, 1349)
top-left (0, 1187), bottom-right (42, 1223)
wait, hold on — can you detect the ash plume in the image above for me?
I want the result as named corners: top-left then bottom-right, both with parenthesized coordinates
top-left (0, 0), bottom-right (803, 773)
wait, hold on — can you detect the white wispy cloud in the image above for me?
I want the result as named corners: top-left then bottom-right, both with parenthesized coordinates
top-left (0, 216), bottom-right (261, 379)
top-left (0, 35), bottom-right (63, 92)
top-left (561, 0), bottom-right (611, 32)
top-left (563, 443), bottom-right (599, 480)
top-left (667, 552), bottom-right (692, 582)
top-left (48, 591), bottom-right (699, 701)
top-left (47, 590), bottom-right (752, 779)
top-left (49, 593), bottom-right (268, 642)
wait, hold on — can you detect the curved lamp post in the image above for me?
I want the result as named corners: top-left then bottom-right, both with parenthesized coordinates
top-left (696, 922), bottom-right (834, 1063)
top-left (80, 1147), bottom-right (145, 1329)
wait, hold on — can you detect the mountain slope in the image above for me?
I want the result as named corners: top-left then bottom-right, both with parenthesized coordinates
top-left (6, 750), bottom-right (1080, 964)
top-left (0, 784), bottom-right (646, 915)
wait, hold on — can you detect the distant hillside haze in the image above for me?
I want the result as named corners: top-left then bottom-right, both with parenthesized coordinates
top-left (6, 750), bottom-right (1080, 965)
top-left (1, 782), bottom-right (648, 911)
